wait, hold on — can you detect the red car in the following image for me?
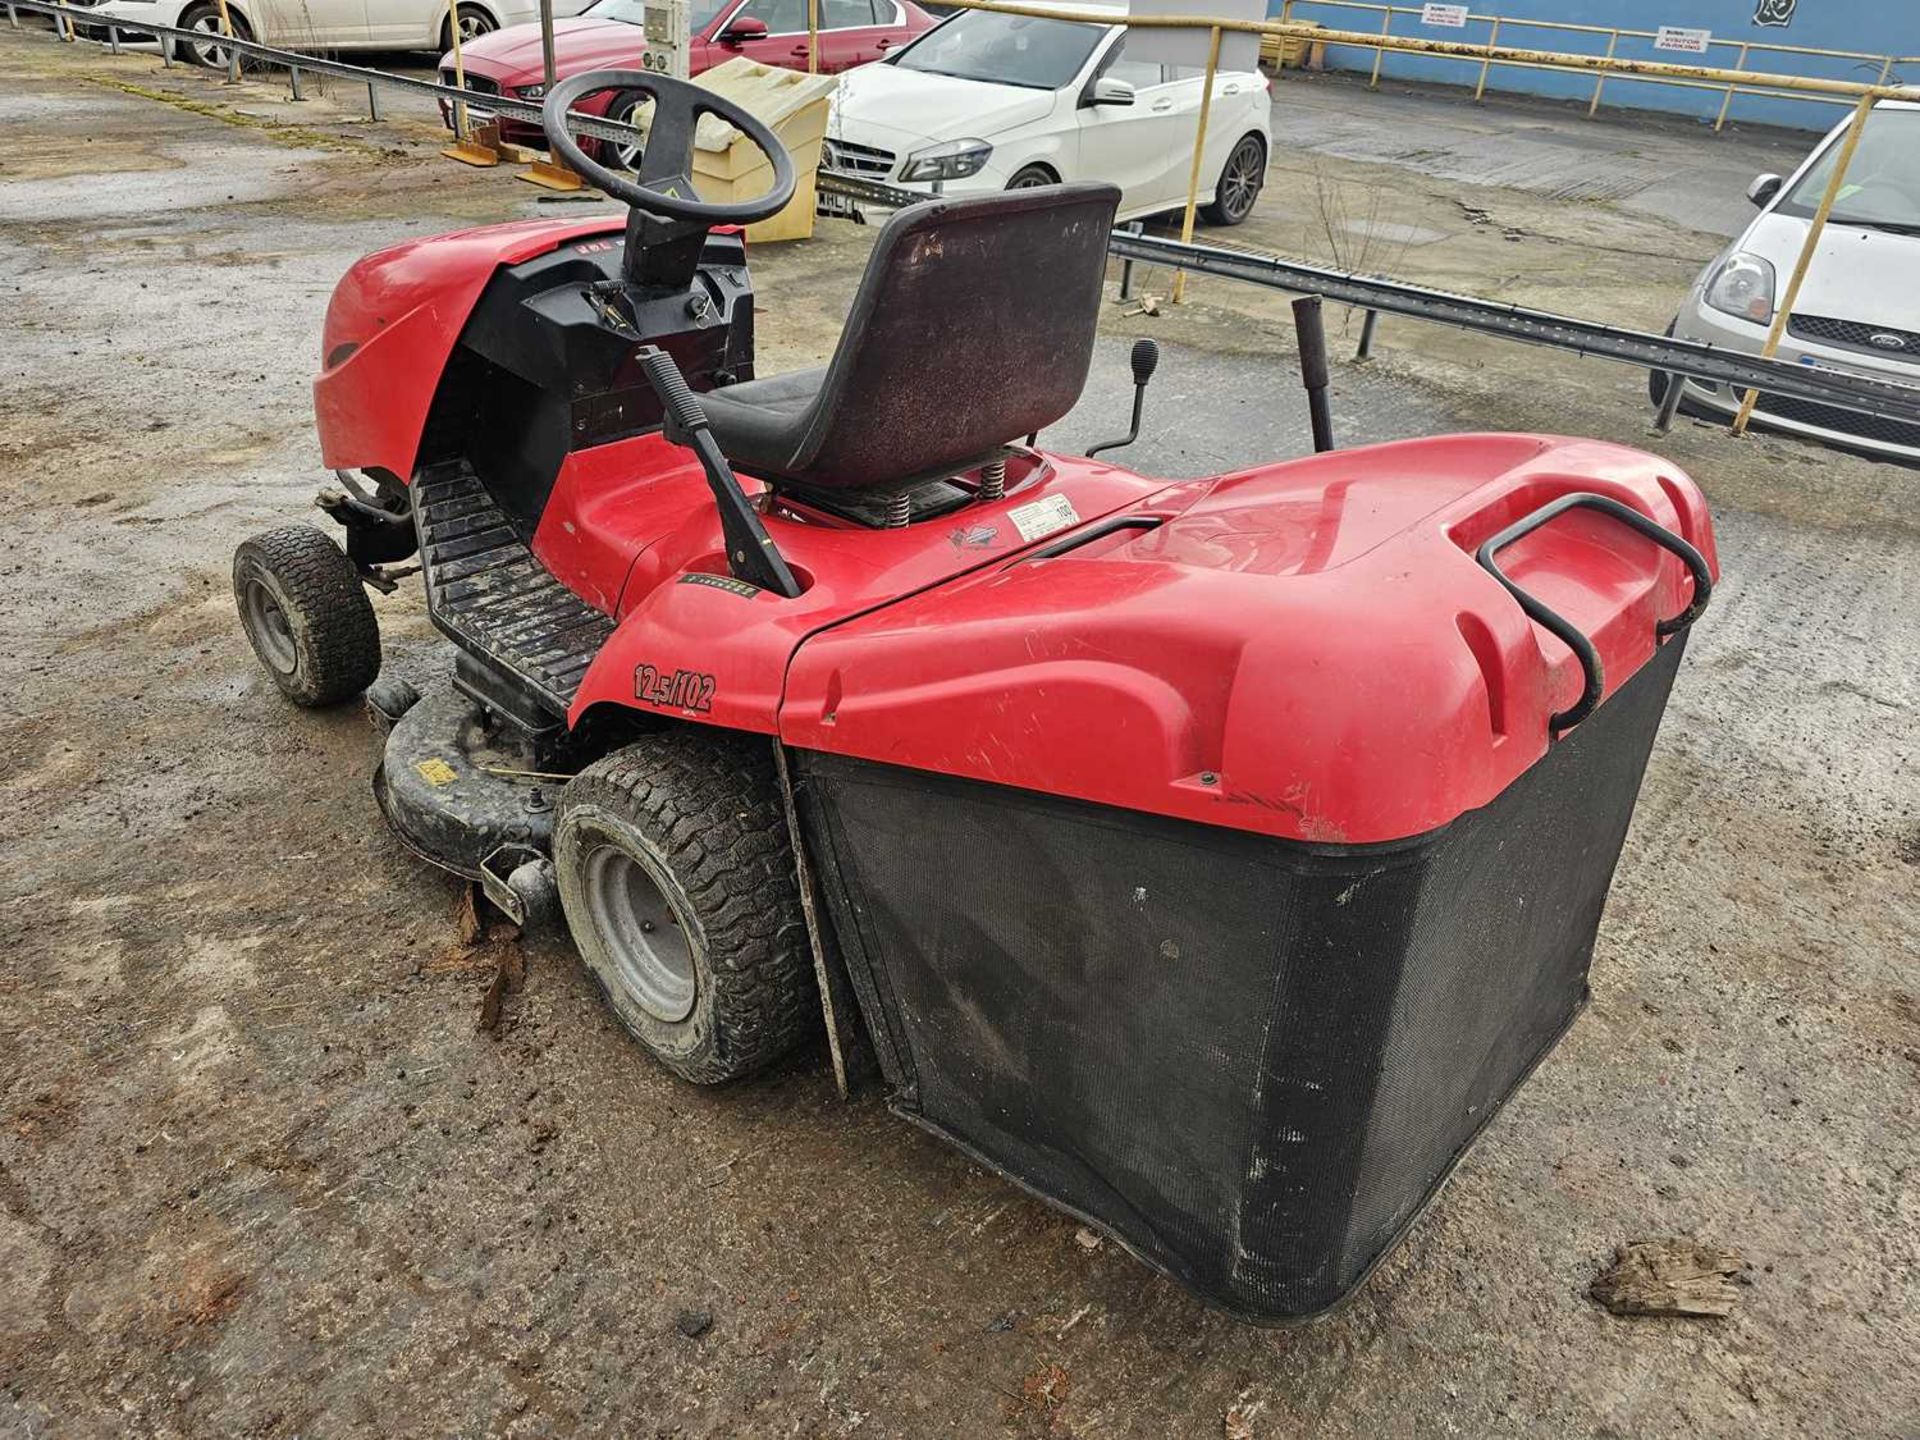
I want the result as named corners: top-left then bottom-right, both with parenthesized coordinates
top-left (440, 0), bottom-right (937, 167)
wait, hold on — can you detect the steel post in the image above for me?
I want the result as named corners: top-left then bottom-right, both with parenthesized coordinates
top-left (1356, 307), bottom-right (1379, 360)
top-left (1368, 5), bottom-right (1389, 88)
top-left (289, 62), bottom-right (303, 100)
top-left (367, 80), bottom-right (382, 119)
top-left (1652, 372), bottom-right (1685, 433)
top-left (1713, 42), bottom-right (1750, 131)
top-left (1475, 19), bottom-right (1500, 103)
top-left (1587, 29), bottom-right (1617, 117)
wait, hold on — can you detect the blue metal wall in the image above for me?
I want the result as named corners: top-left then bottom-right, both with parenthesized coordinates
top-left (1278, 0), bottom-right (1918, 130)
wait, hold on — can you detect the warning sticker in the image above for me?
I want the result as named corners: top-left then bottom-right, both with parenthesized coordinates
top-left (415, 758), bottom-right (458, 788)
top-left (1008, 493), bottom-right (1081, 544)
top-left (1420, 3), bottom-right (1468, 27)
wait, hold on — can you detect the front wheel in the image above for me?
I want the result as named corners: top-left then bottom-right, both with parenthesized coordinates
top-left (554, 732), bottom-right (818, 1085)
top-left (1203, 134), bottom-right (1266, 226)
top-left (233, 525), bottom-right (381, 707)
top-left (1005, 164), bottom-right (1058, 191)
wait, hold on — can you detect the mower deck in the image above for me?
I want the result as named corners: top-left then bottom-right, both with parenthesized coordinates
top-left (415, 461), bottom-right (614, 719)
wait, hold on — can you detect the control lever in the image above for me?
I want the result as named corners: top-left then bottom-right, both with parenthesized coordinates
top-left (637, 347), bottom-right (803, 599)
top-left (1086, 339), bottom-right (1160, 459)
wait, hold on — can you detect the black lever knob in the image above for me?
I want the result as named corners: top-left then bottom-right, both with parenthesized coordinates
top-left (637, 346), bottom-right (709, 441)
top-left (1130, 338), bottom-right (1160, 387)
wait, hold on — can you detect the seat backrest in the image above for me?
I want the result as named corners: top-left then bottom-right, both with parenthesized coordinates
top-left (786, 183), bottom-right (1122, 490)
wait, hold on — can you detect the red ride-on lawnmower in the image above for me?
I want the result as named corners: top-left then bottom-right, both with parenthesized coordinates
top-left (234, 70), bottom-right (1717, 1323)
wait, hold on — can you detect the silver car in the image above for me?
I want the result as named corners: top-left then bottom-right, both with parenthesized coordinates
top-left (1659, 99), bottom-right (1920, 463)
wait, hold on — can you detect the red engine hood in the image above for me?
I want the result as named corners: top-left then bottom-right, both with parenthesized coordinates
top-left (453, 18), bottom-right (648, 83)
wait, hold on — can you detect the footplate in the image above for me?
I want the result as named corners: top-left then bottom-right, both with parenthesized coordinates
top-left (413, 462), bottom-right (614, 720)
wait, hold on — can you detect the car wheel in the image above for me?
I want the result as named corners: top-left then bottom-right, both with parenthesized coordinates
top-left (442, 2), bottom-right (497, 48)
top-left (1006, 165), bottom-right (1058, 191)
top-left (1202, 133), bottom-right (1266, 226)
top-left (177, 1), bottom-right (252, 69)
top-left (554, 731), bottom-right (818, 1085)
top-left (604, 89), bottom-right (652, 174)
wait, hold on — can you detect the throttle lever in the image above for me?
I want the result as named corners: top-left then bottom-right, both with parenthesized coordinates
top-left (637, 347), bottom-right (802, 599)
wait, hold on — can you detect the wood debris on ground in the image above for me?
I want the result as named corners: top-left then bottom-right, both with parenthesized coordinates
top-left (1589, 1238), bottom-right (1747, 1318)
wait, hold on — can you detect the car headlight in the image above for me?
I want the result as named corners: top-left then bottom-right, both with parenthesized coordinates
top-left (900, 139), bottom-right (991, 183)
top-left (1703, 252), bottom-right (1776, 325)
top-left (515, 83), bottom-right (546, 99)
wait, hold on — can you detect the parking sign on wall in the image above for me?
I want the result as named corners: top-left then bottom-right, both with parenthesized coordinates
top-left (1654, 25), bottom-right (1712, 53)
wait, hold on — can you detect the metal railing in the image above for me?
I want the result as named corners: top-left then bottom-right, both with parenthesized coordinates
top-left (11, 0), bottom-right (1920, 444)
top-left (1275, 0), bottom-right (1909, 130)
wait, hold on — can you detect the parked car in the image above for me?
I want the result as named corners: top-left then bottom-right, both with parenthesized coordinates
top-left (440, 0), bottom-right (938, 168)
top-left (77, 0), bottom-right (583, 65)
top-left (1657, 99), bottom-right (1920, 464)
top-left (820, 1), bottom-right (1271, 226)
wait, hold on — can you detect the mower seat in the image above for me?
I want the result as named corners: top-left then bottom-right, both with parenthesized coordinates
top-left (700, 183), bottom-right (1121, 494)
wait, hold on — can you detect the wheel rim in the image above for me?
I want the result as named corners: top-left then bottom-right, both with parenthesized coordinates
top-left (1222, 138), bottom-right (1263, 218)
top-left (458, 9), bottom-right (493, 40)
top-left (188, 14), bottom-right (227, 65)
top-left (1010, 171), bottom-right (1051, 189)
top-left (612, 97), bottom-right (649, 173)
top-left (583, 843), bottom-right (696, 1023)
top-left (241, 575), bottom-right (297, 675)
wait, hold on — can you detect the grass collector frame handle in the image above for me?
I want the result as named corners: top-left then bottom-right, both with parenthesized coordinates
top-left (1476, 491), bottom-right (1713, 734)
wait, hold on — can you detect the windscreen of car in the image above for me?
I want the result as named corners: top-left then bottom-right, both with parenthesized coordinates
top-left (894, 12), bottom-right (1106, 90)
top-left (590, 0), bottom-right (732, 32)
top-left (1777, 106), bottom-right (1920, 230)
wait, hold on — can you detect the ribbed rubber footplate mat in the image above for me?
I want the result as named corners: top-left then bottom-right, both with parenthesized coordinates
top-left (413, 462), bottom-right (613, 716)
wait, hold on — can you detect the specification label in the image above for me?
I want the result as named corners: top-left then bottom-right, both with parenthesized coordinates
top-left (1421, 4), bottom-right (1470, 27)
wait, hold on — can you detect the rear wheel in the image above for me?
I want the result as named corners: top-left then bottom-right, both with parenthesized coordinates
top-left (554, 732), bottom-right (817, 1085)
top-left (176, 1), bottom-right (252, 68)
top-left (441, 3), bottom-right (497, 50)
top-left (1203, 133), bottom-right (1266, 225)
top-left (233, 525), bottom-right (381, 707)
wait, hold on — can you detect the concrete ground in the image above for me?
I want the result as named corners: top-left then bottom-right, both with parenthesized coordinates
top-left (1, 26), bottom-right (1916, 1440)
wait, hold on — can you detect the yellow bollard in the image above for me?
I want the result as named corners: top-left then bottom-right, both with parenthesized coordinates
top-left (1732, 93), bottom-right (1875, 436)
top-left (1171, 25), bottom-right (1222, 306)
top-left (442, 0), bottom-right (502, 166)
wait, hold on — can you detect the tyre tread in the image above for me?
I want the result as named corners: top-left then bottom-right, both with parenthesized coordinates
top-left (558, 732), bottom-right (817, 1085)
top-left (233, 524), bottom-right (381, 706)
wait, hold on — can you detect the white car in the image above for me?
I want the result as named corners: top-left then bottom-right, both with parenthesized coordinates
top-left (78, 0), bottom-right (584, 65)
top-left (1661, 98), bottom-right (1920, 463)
top-left (822, 1), bottom-right (1272, 226)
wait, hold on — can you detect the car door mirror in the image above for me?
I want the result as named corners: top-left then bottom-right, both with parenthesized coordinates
top-left (1747, 172), bottom-right (1783, 208)
top-left (1089, 77), bottom-right (1136, 106)
top-left (722, 15), bottom-right (768, 42)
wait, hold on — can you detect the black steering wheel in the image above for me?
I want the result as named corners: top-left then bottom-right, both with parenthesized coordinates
top-left (541, 70), bottom-right (795, 226)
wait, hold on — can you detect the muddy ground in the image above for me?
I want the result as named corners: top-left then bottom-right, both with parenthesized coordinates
top-left (1, 26), bottom-right (1915, 1440)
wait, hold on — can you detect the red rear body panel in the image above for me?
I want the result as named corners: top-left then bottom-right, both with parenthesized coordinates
top-left (552, 433), bottom-right (1714, 845)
